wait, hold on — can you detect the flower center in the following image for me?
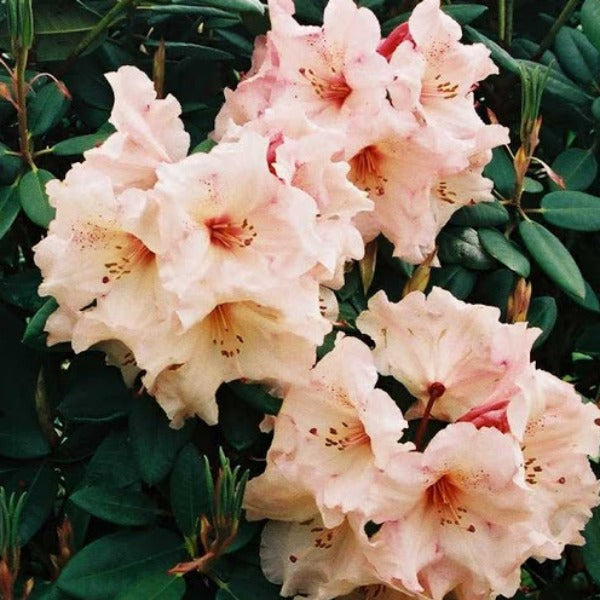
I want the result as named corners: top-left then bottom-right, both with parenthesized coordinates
top-left (103, 234), bottom-right (154, 284)
top-left (205, 215), bottom-right (256, 250)
top-left (208, 304), bottom-right (244, 358)
top-left (422, 74), bottom-right (460, 100)
top-left (298, 67), bottom-right (351, 106)
top-left (349, 146), bottom-right (386, 196)
top-left (426, 475), bottom-right (474, 530)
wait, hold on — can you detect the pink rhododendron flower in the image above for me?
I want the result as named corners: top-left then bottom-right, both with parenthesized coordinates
top-left (366, 423), bottom-right (533, 600)
top-left (134, 280), bottom-right (330, 426)
top-left (356, 287), bottom-right (539, 422)
top-left (82, 66), bottom-right (189, 193)
top-left (260, 513), bottom-right (379, 600)
top-left (251, 335), bottom-right (414, 527)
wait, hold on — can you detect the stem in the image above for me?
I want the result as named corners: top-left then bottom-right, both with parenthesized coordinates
top-left (505, 0), bottom-right (514, 47)
top-left (59, 0), bottom-right (140, 75)
top-left (498, 0), bottom-right (506, 45)
top-left (415, 382), bottom-right (445, 451)
top-left (532, 0), bottom-right (579, 61)
top-left (14, 48), bottom-right (33, 168)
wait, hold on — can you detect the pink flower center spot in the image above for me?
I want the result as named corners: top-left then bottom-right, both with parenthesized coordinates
top-left (103, 234), bottom-right (154, 284)
top-left (426, 475), bottom-right (472, 530)
top-left (209, 304), bottom-right (244, 358)
top-left (350, 146), bottom-right (386, 196)
top-left (298, 67), bottom-right (351, 107)
top-left (205, 215), bottom-right (256, 250)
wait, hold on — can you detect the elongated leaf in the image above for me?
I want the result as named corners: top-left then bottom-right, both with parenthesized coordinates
top-left (19, 169), bottom-right (55, 228)
top-left (70, 486), bottom-right (157, 526)
top-left (428, 265), bottom-right (477, 300)
top-left (541, 191), bottom-right (600, 231)
top-left (478, 229), bottom-right (530, 277)
top-left (28, 83), bottom-right (71, 136)
top-left (450, 200), bottom-right (510, 227)
top-left (0, 144), bottom-right (22, 185)
top-left (566, 280), bottom-right (600, 313)
top-left (483, 148), bottom-right (516, 199)
top-left (144, 40), bottom-right (234, 60)
top-left (170, 444), bottom-right (212, 536)
top-left (129, 396), bottom-right (194, 486)
top-left (549, 148), bottom-right (598, 192)
top-left (115, 572), bottom-right (185, 600)
top-left (57, 529), bottom-right (186, 600)
top-left (518, 220), bottom-right (586, 298)
top-left (22, 298), bottom-right (58, 350)
top-left (437, 227), bottom-right (497, 270)
top-left (527, 297), bottom-right (557, 349)
top-left (52, 129), bottom-right (112, 156)
top-left (582, 0), bottom-right (600, 52)
top-left (584, 507), bottom-right (600, 584)
top-left (226, 381), bottom-right (282, 415)
top-left (554, 26), bottom-right (600, 86)
top-left (0, 185), bottom-right (20, 239)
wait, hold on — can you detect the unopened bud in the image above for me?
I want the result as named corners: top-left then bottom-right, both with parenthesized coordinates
top-left (7, 0), bottom-right (34, 53)
top-left (21, 577), bottom-right (34, 600)
top-left (403, 249), bottom-right (436, 297)
top-left (0, 82), bottom-right (14, 104)
top-left (507, 278), bottom-right (532, 323)
top-left (359, 239), bottom-right (378, 295)
top-left (153, 39), bottom-right (166, 100)
top-left (0, 559), bottom-right (13, 600)
top-left (57, 517), bottom-right (74, 567)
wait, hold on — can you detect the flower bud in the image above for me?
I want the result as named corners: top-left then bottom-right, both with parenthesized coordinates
top-left (402, 249), bottom-right (436, 297)
top-left (6, 0), bottom-right (34, 54)
top-left (507, 278), bottom-right (532, 323)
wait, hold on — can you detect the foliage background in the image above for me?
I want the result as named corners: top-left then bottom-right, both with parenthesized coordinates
top-left (0, 0), bottom-right (599, 598)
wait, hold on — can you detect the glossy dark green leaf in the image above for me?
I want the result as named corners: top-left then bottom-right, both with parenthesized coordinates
top-left (549, 148), bottom-right (598, 192)
top-left (216, 564), bottom-right (280, 600)
top-left (19, 169), bottom-right (55, 228)
top-left (473, 268), bottom-right (515, 319)
top-left (28, 83), bottom-right (71, 136)
top-left (428, 265), bottom-right (476, 300)
top-left (22, 297), bottom-right (58, 350)
top-left (0, 269), bottom-right (43, 311)
top-left (583, 507), bottom-right (600, 584)
top-left (191, 138), bottom-right (218, 154)
top-left (218, 386), bottom-right (262, 451)
top-left (52, 128), bottom-right (112, 156)
top-left (129, 396), bottom-right (194, 486)
top-left (70, 486), bottom-right (157, 526)
top-left (0, 185), bottom-right (20, 239)
top-left (0, 144), bottom-right (23, 185)
top-left (0, 304), bottom-right (49, 459)
top-left (518, 220), bottom-right (586, 298)
top-left (554, 26), bottom-right (600, 86)
top-left (482, 147), bottom-right (515, 198)
top-left (576, 323), bottom-right (600, 357)
top-left (478, 229), bottom-right (530, 277)
top-left (527, 296), bottom-right (557, 349)
top-left (593, 97), bottom-right (600, 121)
top-left (115, 572), bottom-right (185, 600)
top-left (450, 200), bottom-right (510, 227)
top-left (437, 227), bottom-right (497, 270)
top-left (582, 0), bottom-right (600, 52)
top-left (58, 353), bottom-right (132, 422)
top-left (226, 381), bottom-right (282, 415)
top-left (145, 40), bottom-right (234, 61)
top-left (57, 529), bottom-right (186, 600)
top-left (170, 444), bottom-right (212, 536)
top-left (566, 280), bottom-right (600, 313)
top-left (541, 191), bottom-right (600, 231)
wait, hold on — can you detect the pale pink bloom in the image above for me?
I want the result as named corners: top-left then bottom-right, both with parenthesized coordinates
top-left (366, 423), bottom-right (532, 600)
top-left (34, 170), bottom-right (167, 348)
top-left (340, 586), bottom-right (417, 600)
top-left (260, 513), bottom-right (379, 600)
top-left (356, 288), bottom-right (539, 422)
top-left (388, 0), bottom-right (498, 137)
top-left (135, 280), bottom-right (331, 426)
top-left (83, 65), bottom-right (189, 193)
top-left (263, 0), bottom-right (393, 127)
top-left (152, 131), bottom-right (322, 327)
top-left (259, 335), bottom-right (414, 527)
top-left (462, 368), bottom-right (600, 560)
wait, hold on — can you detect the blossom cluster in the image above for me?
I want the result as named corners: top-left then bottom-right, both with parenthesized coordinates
top-left (31, 0), bottom-right (600, 598)
top-left (246, 289), bottom-right (600, 600)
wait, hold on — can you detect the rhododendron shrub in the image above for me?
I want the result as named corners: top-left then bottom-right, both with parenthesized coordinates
top-left (0, 0), bottom-right (599, 599)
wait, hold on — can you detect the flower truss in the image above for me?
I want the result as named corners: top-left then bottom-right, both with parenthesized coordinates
top-left (33, 0), bottom-right (600, 599)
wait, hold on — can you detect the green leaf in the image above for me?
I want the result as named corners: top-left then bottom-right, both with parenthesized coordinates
top-left (482, 148), bottom-right (515, 198)
top-left (22, 297), bottom-right (58, 350)
top-left (527, 296), bottom-right (557, 349)
top-left (474, 269), bottom-right (515, 319)
top-left (57, 529), bottom-right (186, 600)
top-left (197, 0), bottom-right (265, 13)
top-left (437, 227), bottom-right (497, 270)
top-left (19, 168), bottom-right (55, 228)
top-left (0, 462), bottom-right (59, 545)
top-left (428, 265), bottom-right (476, 300)
top-left (541, 191), bottom-right (600, 231)
top-left (0, 185), bottom-right (20, 240)
top-left (191, 138), bottom-right (218, 154)
top-left (216, 564), bottom-right (280, 600)
top-left (576, 323), bottom-right (600, 357)
top-left (593, 97), bottom-right (600, 121)
top-left (70, 486), bottom-right (157, 526)
top-left (518, 220), bottom-right (586, 298)
top-left (554, 26), bottom-right (600, 86)
top-left (170, 444), bottom-right (212, 536)
top-left (0, 144), bottom-right (23, 185)
top-left (566, 280), bottom-right (600, 313)
top-left (582, 0), bottom-right (600, 52)
top-left (450, 200), bottom-right (510, 227)
top-left (218, 385), bottom-right (262, 451)
top-left (58, 353), bottom-right (132, 422)
top-left (0, 269), bottom-right (43, 311)
top-left (28, 83), bottom-right (71, 136)
top-left (478, 229), bottom-right (530, 277)
top-left (0, 304), bottom-right (49, 459)
top-left (144, 40), bottom-right (234, 61)
top-left (115, 572), bottom-right (185, 600)
top-left (226, 381), bottom-right (281, 415)
top-left (583, 507), bottom-right (600, 584)
top-left (52, 128), bottom-right (112, 156)
top-left (129, 396), bottom-right (194, 486)
top-left (549, 148), bottom-right (598, 192)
